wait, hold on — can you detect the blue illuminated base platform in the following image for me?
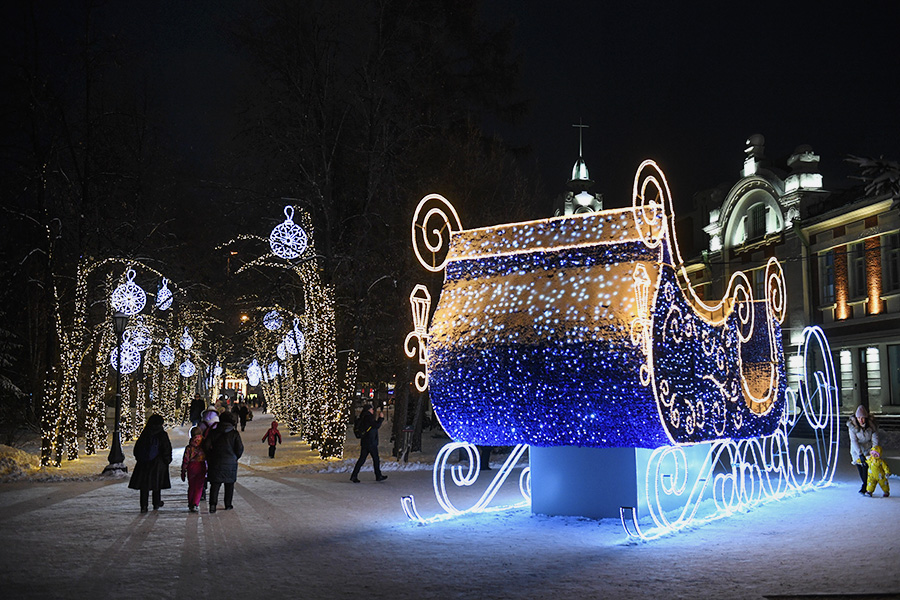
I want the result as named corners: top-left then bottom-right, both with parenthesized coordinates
top-left (529, 445), bottom-right (709, 520)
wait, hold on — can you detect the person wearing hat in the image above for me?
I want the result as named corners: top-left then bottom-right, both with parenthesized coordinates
top-left (349, 404), bottom-right (387, 483)
top-left (864, 445), bottom-right (891, 497)
top-left (848, 404), bottom-right (880, 494)
top-left (128, 414), bottom-right (173, 513)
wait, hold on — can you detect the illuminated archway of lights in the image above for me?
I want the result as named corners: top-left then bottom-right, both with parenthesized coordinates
top-left (399, 161), bottom-right (838, 533)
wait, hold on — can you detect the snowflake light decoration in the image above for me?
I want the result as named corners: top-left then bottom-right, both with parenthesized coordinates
top-left (159, 338), bottom-right (175, 367)
top-left (110, 339), bottom-right (141, 375)
top-left (269, 205), bottom-right (308, 260)
top-left (179, 358), bottom-right (196, 378)
top-left (247, 359), bottom-right (262, 387)
top-left (111, 268), bottom-right (146, 316)
top-left (155, 277), bottom-right (173, 311)
top-left (276, 341), bottom-right (286, 361)
top-left (263, 310), bottom-right (283, 331)
top-left (268, 361), bottom-right (280, 379)
top-left (180, 327), bottom-right (193, 351)
top-left (128, 317), bottom-right (153, 352)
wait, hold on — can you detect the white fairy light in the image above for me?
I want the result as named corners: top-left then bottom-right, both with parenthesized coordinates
top-left (180, 327), bottom-right (193, 351)
top-left (179, 358), bottom-right (196, 378)
top-left (263, 310), bottom-right (283, 331)
top-left (159, 338), bottom-right (175, 367)
top-left (155, 277), bottom-right (173, 311)
top-left (111, 268), bottom-right (146, 316)
top-left (269, 205), bottom-right (309, 260)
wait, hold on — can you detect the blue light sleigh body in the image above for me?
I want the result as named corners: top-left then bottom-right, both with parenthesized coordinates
top-left (401, 161), bottom-right (839, 538)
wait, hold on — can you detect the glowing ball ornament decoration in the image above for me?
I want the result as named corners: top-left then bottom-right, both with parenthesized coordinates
top-left (214, 362), bottom-right (223, 378)
top-left (155, 277), bottom-right (173, 311)
top-left (111, 268), bottom-right (146, 316)
top-left (276, 342), bottom-right (287, 361)
top-left (269, 205), bottom-right (308, 260)
top-left (247, 359), bottom-right (262, 387)
top-left (179, 358), bottom-right (196, 378)
top-left (268, 361), bottom-right (280, 379)
top-left (283, 319), bottom-right (305, 355)
top-left (264, 310), bottom-right (283, 331)
top-left (128, 317), bottom-right (153, 352)
top-left (159, 338), bottom-right (175, 367)
top-left (180, 327), bottom-right (193, 351)
top-left (110, 335), bottom-right (141, 375)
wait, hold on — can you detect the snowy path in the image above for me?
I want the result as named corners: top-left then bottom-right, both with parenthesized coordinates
top-left (1, 416), bottom-right (899, 599)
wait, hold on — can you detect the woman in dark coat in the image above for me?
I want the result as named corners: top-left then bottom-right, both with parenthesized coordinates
top-left (205, 410), bottom-right (244, 512)
top-left (128, 414), bottom-right (173, 513)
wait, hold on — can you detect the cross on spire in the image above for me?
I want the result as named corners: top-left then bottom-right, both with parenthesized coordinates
top-left (573, 120), bottom-right (589, 157)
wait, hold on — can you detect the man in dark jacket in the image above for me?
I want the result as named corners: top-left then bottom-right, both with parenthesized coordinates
top-left (350, 404), bottom-right (387, 483)
top-left (205, 411), bottom-right (244, 512)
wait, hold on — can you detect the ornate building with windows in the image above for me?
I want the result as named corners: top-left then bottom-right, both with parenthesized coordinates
top-left (686, 135), bottom-right (900, 419)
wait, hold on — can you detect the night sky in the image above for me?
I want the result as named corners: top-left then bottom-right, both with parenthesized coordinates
top-left (21, 1), bottom-right (900, 214)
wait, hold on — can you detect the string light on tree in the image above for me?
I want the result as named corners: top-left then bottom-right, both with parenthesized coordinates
top-left (111, 268), bottom-right (147, 316)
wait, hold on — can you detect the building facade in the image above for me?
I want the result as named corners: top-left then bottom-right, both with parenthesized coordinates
top-left (688, 135), bottom-right (900, 418)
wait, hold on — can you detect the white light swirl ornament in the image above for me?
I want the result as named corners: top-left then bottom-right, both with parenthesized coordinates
top-left (247, 359), bottom-right (262, 387)
top-left (179, 357), bottom-right (196, 378)
top-left (159, 338), bottom-right (175, 367)
top-left (180, 327), bottom-right (193, 351)
top-left (269, 205), bottom-right (309, 260)
top-left (111, 268), bottom-right (146, 316)
top-left (110, 333), bottom-right (141, 375)
top-left (263, 310), bottom-right (283, 331)
top-left (155, 277), bottom-right (173, 311)
top-left (404, 284), bottom-right (432, 392)
top-left (128, 317), bottom-right (153, 352)
top-left (411, 194), bottom-right (462, 272)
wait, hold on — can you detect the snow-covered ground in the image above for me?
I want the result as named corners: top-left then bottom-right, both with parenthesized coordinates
top-left (1, 414), bottom-right (899, 599)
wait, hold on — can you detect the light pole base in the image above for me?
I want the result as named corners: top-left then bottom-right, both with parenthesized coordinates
top-left (101, 462), bottom-right (128, 477)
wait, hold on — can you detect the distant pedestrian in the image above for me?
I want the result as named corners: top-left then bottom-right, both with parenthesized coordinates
top-left (189, 395), bottom-right (205, 427)
top-left (262, 421), bottom-right (282, 458)
top-left (864, 445), bottom-right (891, 497)
top-left (128, 414), bottom-right (173, 513)
top-left (238, 402), bottom-right (249, 431)
top-left (205, 411), bottom-right (243, 512)
top-left (181, 426), bottom-right (207, 512)
top-left (848, 405), bottom-right (880, 494)
top-left (350, 404), bottom-right (387, 483)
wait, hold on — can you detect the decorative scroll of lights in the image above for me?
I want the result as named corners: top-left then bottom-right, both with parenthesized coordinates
top-left (269, 205), bottom-right (309, 260)
top-left (155, 277), bottom-right (173, 311)
top-left (263, 310), bottom-right (283, 331)
top-left (128, 317), bottom-right (153, 352)
top-left (247, 358), bottom-right (262, 387)
top-left (404, 285), bottom-right (432, 392)
top-left (620, 325), bottom-right (840, 540)
top-left (111, 268), bottom-right (146, 316)
top-left (159, 338), bottom-right (175, 367)
top-left (179, 357), bottom-right (196, 378)
top-left (110, 332), bottom-right (141, 375)
top-left (180, 327), bottom-right (193, 351)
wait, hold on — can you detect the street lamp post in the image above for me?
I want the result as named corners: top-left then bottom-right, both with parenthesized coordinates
top-left (103, 311), bottom-right (129, 474)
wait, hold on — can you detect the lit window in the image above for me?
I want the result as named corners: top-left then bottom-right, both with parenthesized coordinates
top-left (820, 251), bottom-right (835, 304)
top-left (747, 203), bottom-right (766, 240)
top-left (849, 242), bottom-right (866, 298)
top-left (884, 233), bottom-right (900, 292)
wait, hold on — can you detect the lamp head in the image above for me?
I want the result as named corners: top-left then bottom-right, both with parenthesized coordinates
top-left (113, 311), bottom-right (129, 337)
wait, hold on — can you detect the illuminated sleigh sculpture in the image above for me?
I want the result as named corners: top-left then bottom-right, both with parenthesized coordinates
top-left (402, 161), bottom-right (839, 538)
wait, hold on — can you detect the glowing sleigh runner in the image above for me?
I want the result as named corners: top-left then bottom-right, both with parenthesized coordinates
top-left (402, 161), bottom-right (839, 538)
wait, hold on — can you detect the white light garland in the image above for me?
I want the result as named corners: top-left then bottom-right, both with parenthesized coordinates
top-left (111, 268), bottom-right (146, 316)
top-left (269, 205), bottom-right (309, 260)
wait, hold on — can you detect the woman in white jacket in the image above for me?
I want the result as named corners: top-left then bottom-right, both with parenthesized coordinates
top-left (848, 404), bottom-right (880, 494)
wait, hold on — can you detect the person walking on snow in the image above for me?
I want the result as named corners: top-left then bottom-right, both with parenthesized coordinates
top-left (262, 421), bottom-right (282, 458)
top-left (181, 426), bottom-right (207, 512)
top-left (848, 404), bottom-right (880, 494)
top-left (865, 445), bottom-right (891, 497)
top-left (205, 411), bottom-right (243, 512)
top-left (128, 414), bottom-right (173, 513)
top-left (350, 404), bottom-right (387, 483)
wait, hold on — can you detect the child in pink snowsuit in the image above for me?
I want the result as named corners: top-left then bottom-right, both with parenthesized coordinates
top-left (181, 427), bottom-right (207, 512)
top-left (262, 421), bottom-right (282, 459)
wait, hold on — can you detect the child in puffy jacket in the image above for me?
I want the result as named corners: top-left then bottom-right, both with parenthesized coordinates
top-left (181, 427), bottom-right (207, 512)
top-left (262, 421), bottom-right (282, 459)
top-left (865, 445), bottom-right (891, 497)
